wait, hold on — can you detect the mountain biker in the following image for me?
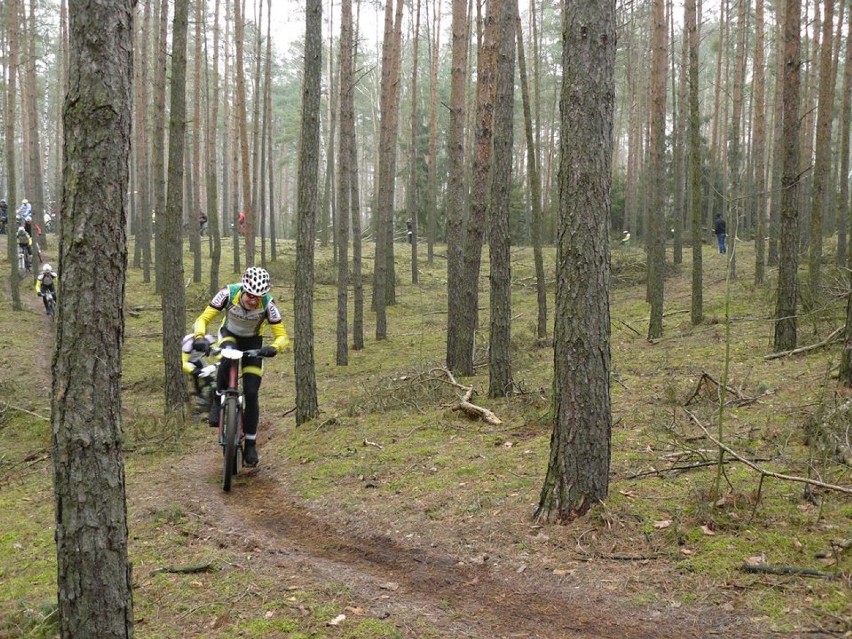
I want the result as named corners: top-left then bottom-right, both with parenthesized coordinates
top-left (16, 226), bottom-right (32, 269)
top-left (0, 199), bottom-right (7, 235)
top-left (36, 263), bottom-right (58, 313)
top-left (16, 198), bottom-right (31, 222)
top-left (191, 266), bottom-right (290, 467)
top-left (181, 333), bottom-right (216, 408)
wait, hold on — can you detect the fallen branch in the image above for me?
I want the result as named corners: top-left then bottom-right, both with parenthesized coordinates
top-left (764, 326), bottom-right (844, 360)
top-left (741, 563), bottom-right (840, 579)
top-left (436, 368), bottom-right (503, 426)
top-left (150, 561), bottom-right (215, 576)
top-left (684, 409), bottom-right (852, 496)
top-left (0, 402), bottom-right (49, 421)
top-left (684, 372), bottom-right (751, 406)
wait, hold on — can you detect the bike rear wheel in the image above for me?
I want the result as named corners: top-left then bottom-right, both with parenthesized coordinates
top-left (222, 397), bottom-right (240, 492)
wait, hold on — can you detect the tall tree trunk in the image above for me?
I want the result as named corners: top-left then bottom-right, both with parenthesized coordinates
top-left (807, 0), bottom-right (837, 295)
top-left (152, 0), bottom-right (169, 293)
top-left (266, 0), bottom-right (277, 263)
top-left (768, 0), bottom-right (785, 266)
top-left (407, 0), bottom-right (421, 285)
top-left (425, 0), bottom-right (441, 265)
top-left (487, 0), bottom-right (515, 398)
top-left (6, 0), bottom-right (22, 309)
top-left (336, 0), bottom-right (353, 366)
top-left (54, 1), bottom-right (134, 634)
top-left (190, 0), bottom-right (203, 282)
top-left (444, 0), bottom-right (469, 368)
top-left (687, 0), bottom-right (703, 324)
top-left (206, 0), bottom-right (223, 295)
top-left (727, 0), bottom-right (748, 280)
top-left (773, 0), bottom-right (802, 352)
top-left (456, 0), bottom-right (498, 377)
top-left (373, 0), bottom-right (405, 339)
top-left (162, 0), bottom-right (189, 415)
top-left (294, 0), bottom-right (321, 424)
top-left (535, 0), bottom-right (614, 523)
top-left (753, 0), bottom-right (767, 285)
top-left (24, 0), bottom-right (45, 255)
top-left (349, 9), bottom-right (364, 351)
top-left (234, 0), bottom-right (254, 264)
top-left (647, 0), bottom-right (667, 339)
top-left (139, 0), bottom-right (154, 281)
top-left (838, 3), bottom-right (852, 384)
top-left (517, 11), bottom-right (547, 340)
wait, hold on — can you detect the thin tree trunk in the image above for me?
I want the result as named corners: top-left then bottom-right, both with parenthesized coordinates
top-left (753, 0), bottom-right (767, 284)
top-left (487, 0), bottom-right (515, 398)
top-left (516, 11), bottom-right (546, 340)
top-left (408, 0), bottom-right (421, 285)
top-left (774, 0), bottom-right (802, 352)
top-left (807, 0), bottom-right (837, 295)
top-left (647, 0), bottom-right (667, 339)
top-left (6, 0), bottom-right (21, 310)
top-left (162, 0), bottom-right (189, 414)
top-left (336, 0), bottom-right (353, 366)
top-left (444, 0), bottom-right (469, 367)
top-left (688, 0), bottom-right (703, 324)
top-left (234, 0), bottom-right (253, 264)
top-left (294, 0), bottom-right (322, 424)
top-left (206, 0), bottom-right (223, 295)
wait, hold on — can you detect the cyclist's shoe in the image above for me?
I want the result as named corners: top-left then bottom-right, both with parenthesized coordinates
top-left (243, 442), bottom-right (259, 467)
top-left (207, 397), bottom-right (219, 427)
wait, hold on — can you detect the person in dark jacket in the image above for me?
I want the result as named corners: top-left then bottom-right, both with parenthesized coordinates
top-left (713, 213), bottom-right (727, 254)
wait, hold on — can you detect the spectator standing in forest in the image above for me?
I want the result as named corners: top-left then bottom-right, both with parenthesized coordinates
top-left (714, 213), bottom-right (727, 254)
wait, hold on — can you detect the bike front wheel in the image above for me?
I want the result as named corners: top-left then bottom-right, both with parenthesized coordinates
top-left (221, 397), bottom-right (241, 492)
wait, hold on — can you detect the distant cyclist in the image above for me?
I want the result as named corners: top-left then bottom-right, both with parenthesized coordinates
top-left (191, 266), bottom-right (290, 467)
top-left (36, 263), bottom-right (58, 313)
top-left (181, 333), bottom-right (216, 408)
top-left (16, 225), bottom-right (32, 270)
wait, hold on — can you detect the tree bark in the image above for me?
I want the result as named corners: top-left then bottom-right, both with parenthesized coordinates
top-left (647, 0), bottom-right (667, 339)
top-left (807, 0), bottom-right (837, 295)
top-left (687, 0), bottom-right (703, 324)
top-left (294, 0), bottom-right (321, 424)
top-left (163, 0), bottom-right (190, 415)
top-left (54, 1), bottom-right (134, 634)
top-left (444, 0), bottom-right (468, 368)
top-left (5, 0), bottom-right (22, 310)
top-left (487, 0), bottom-right (515, 398)
top-left (535, 0), bottom-right (614, 523)
top-left (336, 0), bottom-right (353, 366)
top-left (773, 0), bottom-right (802, 353)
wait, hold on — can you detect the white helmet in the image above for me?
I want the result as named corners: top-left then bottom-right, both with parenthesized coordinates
top-left (42, 263), bottom-right (52, 273)
top-left (21, 199), bottom-right (28, 205)
top-left (241, 266), bottom-right (271, 296)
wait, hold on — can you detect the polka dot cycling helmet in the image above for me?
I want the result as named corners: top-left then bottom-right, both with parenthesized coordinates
top-left (242, 266), bottom-right (271, 296)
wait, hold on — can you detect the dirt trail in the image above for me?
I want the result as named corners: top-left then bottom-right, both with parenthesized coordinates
top-left (161, 423), bottom-right (774, 639)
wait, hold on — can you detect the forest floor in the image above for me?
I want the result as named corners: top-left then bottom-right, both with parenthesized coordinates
top-left (0, 237), bottom-right (850, 639)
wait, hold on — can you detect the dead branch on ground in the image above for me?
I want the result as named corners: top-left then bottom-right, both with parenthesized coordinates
top-left (741, 563), bottom-right (840, 579)
top-left (684, 409), bottom-right (852, 496)
top-left (764, 326), bottom-right (844, 360)
top-left (435, 368), bottom-right (503, 426)
top-left (684, 372), bottom-right (754, 407)
top-left (0, 402), bottom-right (49, 421)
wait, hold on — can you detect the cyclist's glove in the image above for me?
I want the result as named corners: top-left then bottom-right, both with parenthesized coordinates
top-left (258, 345), bottom-right (278, 358)
top-left (192, 337), bottom-right (210, 355)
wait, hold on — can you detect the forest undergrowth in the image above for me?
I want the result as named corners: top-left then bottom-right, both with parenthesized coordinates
top-left (0, 236), bottom-right (849, 638)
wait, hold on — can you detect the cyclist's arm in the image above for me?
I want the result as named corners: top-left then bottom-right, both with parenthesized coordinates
top-left (193, 306), bottom-right (220, 338)
top-left (181, 351), bottom-right (196, 375)
top-left (268, 320), bottom-right (290, 353)
top-left (35, 277), bottom-right (42, 294)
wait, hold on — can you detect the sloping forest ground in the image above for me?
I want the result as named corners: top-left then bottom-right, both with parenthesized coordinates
top-left (0, 235), bottom-right (849, 639)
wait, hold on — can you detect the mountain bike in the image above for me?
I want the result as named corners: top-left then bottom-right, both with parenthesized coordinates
top-left (211, 346), bottom-right (271, 492)
top-left (17, 246), bottom-right (30, 276)
top-left (41, 290), bottom-right (56, 319)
